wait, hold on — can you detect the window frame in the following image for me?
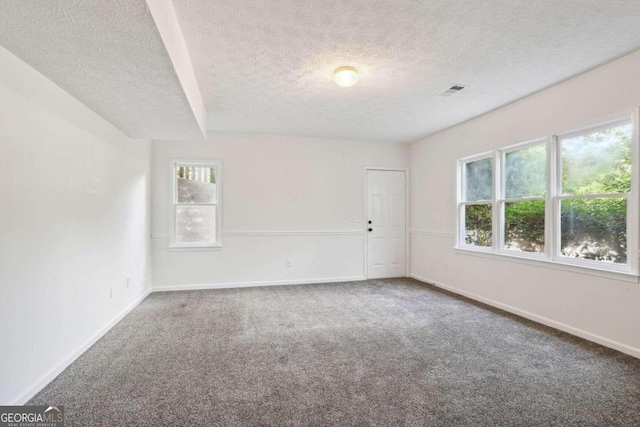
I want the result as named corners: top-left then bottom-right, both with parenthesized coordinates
top-left (496, 137), bottom-right (550, 261)
top-left (553, 117), bottom-right (636, 273)
top-left (455, 109), bottom-right (639, 278)
top-left (457, 151), bottom-right (495, 253)
top-left (169, 159), bottom-right (223, 250)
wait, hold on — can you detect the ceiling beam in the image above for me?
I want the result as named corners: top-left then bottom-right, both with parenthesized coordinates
top-left (146, 0), bottom-right (207, 140)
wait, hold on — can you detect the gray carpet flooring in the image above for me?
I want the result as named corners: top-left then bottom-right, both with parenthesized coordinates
top-left (29, 278), bottom-right (640, 426)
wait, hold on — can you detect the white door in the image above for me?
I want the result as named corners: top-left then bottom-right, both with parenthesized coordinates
top-left (367, 170), bottom-right (406, 279)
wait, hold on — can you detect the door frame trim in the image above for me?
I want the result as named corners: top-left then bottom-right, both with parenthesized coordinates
top-left (364, 167), bottom-right (410, 279)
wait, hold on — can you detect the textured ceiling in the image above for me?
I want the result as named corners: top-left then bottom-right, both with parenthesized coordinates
top-left (2, 1), bottom-right (639, 144)
top-left (0, 0), bottom-right (204, 140)
top-left (173, 0), bottom-right (640, 143)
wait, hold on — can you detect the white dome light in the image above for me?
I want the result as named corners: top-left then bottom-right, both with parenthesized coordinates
top-left (334, 66), bottom-right (359, 87)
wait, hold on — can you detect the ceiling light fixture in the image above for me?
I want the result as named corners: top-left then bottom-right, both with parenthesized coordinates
top-left (334, 66), bottom-right (359, 87)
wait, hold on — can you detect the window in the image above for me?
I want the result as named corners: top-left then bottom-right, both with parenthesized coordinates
top-left (457, 112), bottom-right (638, 276)
top-left (502, 141), bottom-right (547, 254)
top-left (558, 122), bottom-right (632, 265)
top-left (460, 155), bottom-right (494, 247)
top-left (170, 160), bottom-right (222, 248)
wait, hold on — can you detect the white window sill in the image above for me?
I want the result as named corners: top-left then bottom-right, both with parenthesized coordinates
top-left (454, 247), bottom-right (638, 283)
top-left (168, 245), bottom-right (223, 252)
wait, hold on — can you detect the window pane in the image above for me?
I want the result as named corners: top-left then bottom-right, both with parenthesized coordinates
top-left (560, 198), bottom-right (626, 263)
top-left (176, 166), bottom-right (217, 203)
top-left (464, 158), bottom-right (493, 201)
top-left (504, 200), bottom-right (545, 253)
top-left (561, 123), bottom-right (632, 195)
top-left (175, 205), bottom-right (217, 244)
top-left (505, 144), bottom-right (546, 198)
top-left (464, 204), bottom-right (492, 247)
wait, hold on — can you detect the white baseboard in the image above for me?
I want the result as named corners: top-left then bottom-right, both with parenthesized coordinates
top-left (410, 273), bottom-right (640, 360)
top-left (12, 276), bottom-right (365, 403)
top-left (153, 276), bottom-right (367, 292)
top-left (12, 288), bottom-right (152, 405)
top-left (22, 272), bottom-right (637, 405)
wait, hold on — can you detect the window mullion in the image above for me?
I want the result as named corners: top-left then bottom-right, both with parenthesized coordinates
top-left (547, 136), bottom-right (557, 262)
top-left (629, 108), bottom-right (640, 275)
top-left (457, 160), bottom-right (463, 247)
top-left (493, 149), bottom-right (501, 253)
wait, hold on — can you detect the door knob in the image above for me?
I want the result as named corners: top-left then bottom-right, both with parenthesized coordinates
top-left (368, 220), bottom-right (372, 224)
top-left (368, 228), bottom-right (373, 232)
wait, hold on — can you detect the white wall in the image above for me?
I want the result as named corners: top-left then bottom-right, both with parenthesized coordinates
top-left (151, 135), bottom-right (409, 289)
top-left (410, 49), bottom-right (640, 357)
top-left (0, 46), bottom-right (152, 404)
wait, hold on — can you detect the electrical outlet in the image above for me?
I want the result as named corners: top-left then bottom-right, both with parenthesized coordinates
top-left (126, 277), bottom-right (130, 288)
top-left (286, 258), bottom-right (292, 268)
top-left (350, 214), bottom-right (358, 223)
